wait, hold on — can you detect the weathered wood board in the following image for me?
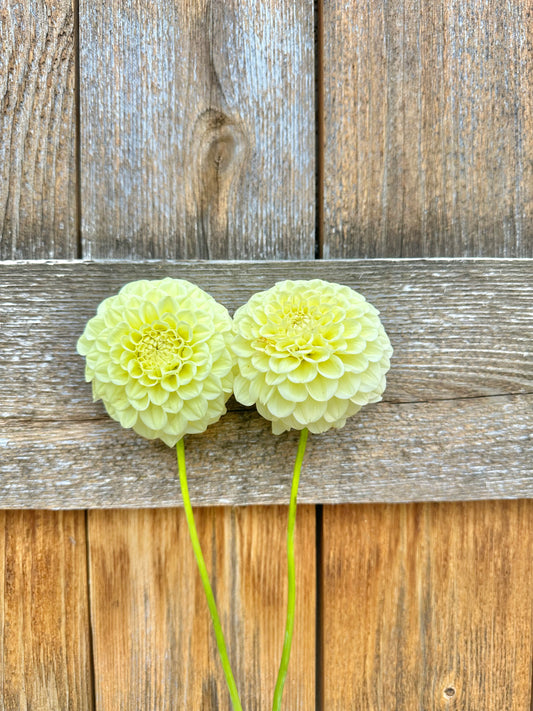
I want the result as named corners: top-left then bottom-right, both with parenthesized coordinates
top-left (322, 0), bottom-right (533, 258)
top-left (0, 0), bottom-right (77, 259)
top-left (79, 0), bottom-right (315, 260)
top-left (0, 510), bottom-right (93, 710)
top-left (1, 259), bottom-right (531, 507)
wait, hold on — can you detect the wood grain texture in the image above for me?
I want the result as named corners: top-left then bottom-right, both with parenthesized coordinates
top-left (88, 506), bottom-right (315, 710)
top-left (321, 501), bottom-right (533, 709)
top-left (2, 260), bottom-right (531, 421)
top-left (322, 0), bottom-right (533, 258)
top-left (0, 0), bottom-right (77, 259)
top-left (2, 393), bottom-right (532, 508)
top-left (0, 511), bottom-right (93, 710)
top-left (79, 0), bottom-right (315, 260)
top-left (1, 259), bottom-right (531, 506)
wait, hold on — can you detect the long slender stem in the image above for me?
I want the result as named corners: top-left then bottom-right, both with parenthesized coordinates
top-left (177, 439), bottom-right (243, 711)
top-left (272, 427), bottom-right (309, 711)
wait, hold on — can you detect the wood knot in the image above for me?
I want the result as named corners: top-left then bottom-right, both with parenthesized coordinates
top-left (187, 110), bottom-right (251, 257)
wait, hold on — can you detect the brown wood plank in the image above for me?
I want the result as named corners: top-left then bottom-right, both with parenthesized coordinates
top-left (88, 506), bottom-right (315, 710)
top-left (0, 0), bottom-right (77, 259)
top-left (321, 501), bottom-right (533, 709)
top-left (0, 511), bottom-right (93, 710)
top-left (79, 0), bottom-right (315, 259)
top-left (322, 0), bottom-right (533, 258)
top-left (0, 5), bottom-right (91, 709)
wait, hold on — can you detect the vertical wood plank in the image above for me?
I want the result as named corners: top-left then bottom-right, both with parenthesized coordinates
top-left (0, 0), bottom-right (77, 258)
top-left (79, 0), bottom-right (315, 259)
top-left (0, 511), bottom-right (93, 710)
top-left (81, 2), bottom-right (316, 706)
top-left (1, 5), bottom-right (92, 708)
top-left (321, 502), bottom-right (533, 709)
top-left (322, 0), bottom-right (533, 258)
top-left (321, 2), bottom-right (533, 706)
top-left (88, 506), bottom-right (315, 710)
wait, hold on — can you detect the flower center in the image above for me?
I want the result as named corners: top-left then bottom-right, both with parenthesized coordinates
top-left (285, 308), bottom-right (315, 336)
top-left (135, 326), bottom-right (190, 374)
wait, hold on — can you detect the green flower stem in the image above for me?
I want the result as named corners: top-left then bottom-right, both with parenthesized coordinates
top-left (177, 439), bottom-right (243, 711)
top-left (272, 427), bottom-right (309, 711)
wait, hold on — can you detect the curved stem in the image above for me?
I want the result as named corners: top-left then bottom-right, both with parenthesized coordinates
top-left (177, 439), bottom-right (243, 711)
top-left (272, 427), bottom-right (309, 711)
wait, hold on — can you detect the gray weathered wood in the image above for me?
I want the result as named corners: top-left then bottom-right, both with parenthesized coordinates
top-left (2, 394), bottom-right (531, 507)
top-left (1, 258), bottom-right (531, 507)
top-left (1, 259), bottom-right (530, 419)
top-left (322, 0), bottom-right (533, 258)
top-left (79, 0), bottom-right (315, 260)
top-left (0, 0), bottom-right (77, 259)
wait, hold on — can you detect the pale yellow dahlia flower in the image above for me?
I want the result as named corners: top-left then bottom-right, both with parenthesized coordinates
top-left (232, 279), bottom-right (393, 434)
top-left (77, 278), bottom-right (234, 447)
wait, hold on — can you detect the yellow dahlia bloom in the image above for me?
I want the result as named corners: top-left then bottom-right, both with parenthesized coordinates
top-left (232, 279), bottom-right (392, 434)
top-left (77, 278), bottom-right (234, 447)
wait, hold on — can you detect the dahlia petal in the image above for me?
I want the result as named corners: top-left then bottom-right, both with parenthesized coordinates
top-left (165, 392), bottom-right (184, 413)
top-left (317, 355), bottom-right (344, 379)
top-left (335, 371), bottom-right (362, 399)
top-left (148, 386), bottom-right (170, 406)
top-left (293, 398), bottom-right (327, 425)
top-left (251, 353), bottom-right (270, 372)
top-left (76, 334), bottom-right (91, 355)
top-left (166, 412), bottom-right (188, 435)
top-left (277, 379), bottom-right (308, 402)
top-left (117, 407), bottom-right (138, 429)
top-left (211, 351), bottom-right (233, 377)
top-left (231, 337), bottom-right (256, 357)
top-left (266, 391), bottom-right (296, 418)
top-left (340, 353), bottom-right (369, 372)
top-left (268, 355), bottom-right (300, 374)
top-left (265, 369), bottom-right (286, 386)
top-left (181, 397), bottom-right (209, 421)
top-left (306, 375), bottom-right (338, 402)
top-left (177, 362), bottom-right (197, 386)
top-left (140, 406), bottom-right (168, 430)
top-left (179, 378), bottom-right (204, 399)
top-left (161, 373), bottom-right (178, 391)
top-left (126, 378), bottom-right (146, 400)
top-left (233, 375), bottom-right (255, 406)
top-left (130, 393), bottom-right (150, 411)
top-left (287, 360), bottom-right (318, 383)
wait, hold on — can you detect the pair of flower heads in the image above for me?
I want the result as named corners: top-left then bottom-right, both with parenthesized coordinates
top-left (78, 275), bottom-right (393, 710)
top-left (77, 277), bottom-right (393, 445)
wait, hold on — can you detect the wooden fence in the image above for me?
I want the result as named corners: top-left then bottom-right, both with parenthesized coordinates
top-left (1, 0), bottom-right (532, 708)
